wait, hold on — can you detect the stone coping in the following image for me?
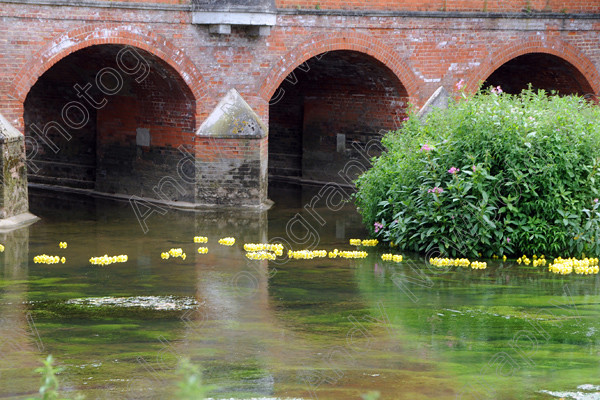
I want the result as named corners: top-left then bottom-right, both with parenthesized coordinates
top-left (0, 212), bottom-right (40, 233)
top-left (1, 0), bottom-right (598, 19)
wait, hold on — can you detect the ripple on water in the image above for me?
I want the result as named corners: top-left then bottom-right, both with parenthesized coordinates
top-left (539, 384), bottom-right (600, 400)
top-left (65, 295), bottom-right (200, 311)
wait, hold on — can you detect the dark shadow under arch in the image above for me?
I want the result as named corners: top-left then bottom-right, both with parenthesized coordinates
top-left (268, 50), bottom-right (408, 188)
top-left (24, 44), bottom-right (196, 202)
top-left (482, 53), bottom-right (594, 96)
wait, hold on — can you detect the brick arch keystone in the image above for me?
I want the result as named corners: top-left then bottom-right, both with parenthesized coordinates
top-left (12, 24), bottom-right (208, 127)
top-left (259, 32), bottom-right (419, 104)
top-left (469, 36), bottom-right (600, 96)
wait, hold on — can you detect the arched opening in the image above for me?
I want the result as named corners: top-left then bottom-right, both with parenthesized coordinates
top-left (24, 44), bottom-right (196, 201)
top-left (268, 50), bottom-right (408, 188)
top-left (482, 53), bottom-right (594, 95)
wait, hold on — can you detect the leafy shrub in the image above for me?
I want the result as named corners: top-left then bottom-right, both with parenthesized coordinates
top-left (355, 88), bottom-right (600, 258)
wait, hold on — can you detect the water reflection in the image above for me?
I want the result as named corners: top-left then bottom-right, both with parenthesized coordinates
top-left (0, 226), bottom-right (42, 398)
top-left (0, 185), bottom-right (598, 399)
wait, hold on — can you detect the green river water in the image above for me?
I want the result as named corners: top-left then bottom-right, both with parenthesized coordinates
top-left (0, 184), bottom-right (599, 399)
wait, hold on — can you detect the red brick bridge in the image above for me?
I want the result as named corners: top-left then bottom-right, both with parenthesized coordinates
top-left (0, 0), bottom-right (599, 221)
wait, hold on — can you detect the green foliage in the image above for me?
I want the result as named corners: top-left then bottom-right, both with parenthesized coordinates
top-left (27, 355), bottom-right (82, 400)
top-left (361, 391), bottom-right (381, 400)
top-left (355, 88), bottom-right (600, 257)
top-left (175, 358), bottom-right (216, 400)
top-left (27, 356), bottom-right (383, 400)
top-left (29, 355), bottom-right (215, 400)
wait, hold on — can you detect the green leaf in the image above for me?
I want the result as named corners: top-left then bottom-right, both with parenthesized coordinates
top-left (481, 190), bottom-right (489, 204)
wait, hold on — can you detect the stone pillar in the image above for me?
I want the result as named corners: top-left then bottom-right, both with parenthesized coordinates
top-left (0, 113), bottom-right (39, 231)
top-left (195, 89), bottom-right (271, 209)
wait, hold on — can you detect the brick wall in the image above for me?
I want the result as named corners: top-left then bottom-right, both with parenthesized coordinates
top-left (301, 86), bottom-right (402, 182)
top-left (95, 47), bottom-right (196, 202)
top-left (1, 2), bottom-right (600, 206)
top-left (275, 0), bottom-right (599, 12)
top-left (87, 0), bottom-right (599, 12)
top-left (195, 136), bottom-right (267, 206)
top-left (3, 4), bottom-right (599, 129)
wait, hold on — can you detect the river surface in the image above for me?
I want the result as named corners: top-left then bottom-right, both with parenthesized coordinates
top-left (0, 184), bottom-right (599, 400)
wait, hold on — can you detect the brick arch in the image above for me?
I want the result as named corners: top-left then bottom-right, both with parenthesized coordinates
top-left (11, 24), bottom-right (208, 127)
top-left (469, 36), bottom-right (600, 96)
top-left (259, 32), bottom-right (419, 103)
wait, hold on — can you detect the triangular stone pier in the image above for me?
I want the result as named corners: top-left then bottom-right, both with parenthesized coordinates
top-left (194, 89), bottom-right (269, 208)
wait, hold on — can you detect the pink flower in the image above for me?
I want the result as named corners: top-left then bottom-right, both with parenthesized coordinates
top-left (448, 167), bottom-right (460, 174)
top-left (491, 86), bottom-right (503, 94)
top-left (374, 222), bottom-right (384, 233)
top-left (456, 79), bottom-right (465, 91)
top-left (472, 165), bottom-right (476, 172)
top-left (420, 144), bottom-right (431, 152)
top-left (428, 187), bottom-right (444, 194)
top-left (595, 198), bottom-right (598, 203)
top-left (506, 238), bottom-right (511, 243)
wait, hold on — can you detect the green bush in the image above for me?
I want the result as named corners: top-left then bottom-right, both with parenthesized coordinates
top-left (355, 88), bottom-right (600, 258)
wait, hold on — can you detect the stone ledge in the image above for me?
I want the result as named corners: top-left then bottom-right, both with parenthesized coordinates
top-left (1, 0), bottom-right (597, 20)
top-left (0, 0), bottom-right (191, 11)
top-left (193, 11), bottom-right (276, 26)
top-left (0, 113), bottom-right (23, 143)
top-left (277, 8), bottom-right (600, 19)
top-left (0, 212), bottom-right (40, 233)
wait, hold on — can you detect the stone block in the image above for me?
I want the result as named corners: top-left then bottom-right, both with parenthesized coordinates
top-left (0, 113), bottom-right (39, 231)
top-left (209, 24), bottom-right (232, 35)
top-left (417, 86), bottom-right (450, 121)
